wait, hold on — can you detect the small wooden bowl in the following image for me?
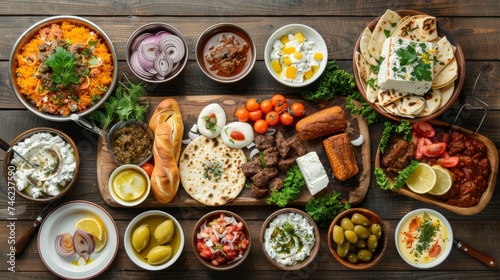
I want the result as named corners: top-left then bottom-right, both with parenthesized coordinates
top-left (327, 208), bottom-right (388, 269)
top-left (3, 127), bottom-right (80, 202)
top-left (260, 208), bottom-right (320, 270)
top-left (192, 210), bottom-right (252, 270)
top-left (353, 10), bottom-right (465, 123)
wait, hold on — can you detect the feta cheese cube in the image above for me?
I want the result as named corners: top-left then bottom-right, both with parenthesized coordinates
top-left (296, 152), bottom-right (329, 196)
top-left (378, 37), bottom-right (434, 95)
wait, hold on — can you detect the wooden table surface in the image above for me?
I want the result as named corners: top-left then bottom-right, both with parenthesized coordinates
top-left (1, 1), bottom-right (499, 279)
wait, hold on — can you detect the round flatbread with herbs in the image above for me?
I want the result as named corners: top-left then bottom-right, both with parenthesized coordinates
top-left (179, 135), bottom-right (246, 206)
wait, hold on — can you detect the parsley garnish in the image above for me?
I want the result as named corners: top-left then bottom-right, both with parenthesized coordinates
top-left (384, 29), bottom-right (391, 38)
top-left (396, 44), bottom-right (418, 65)
top-left (44, 46), bottom-right (79, 88)
top-left (413, 213), bottom-right (438, 257)
top-left (203, 160), bottom-right (223, 180)
top-left (202, 115), bottom-right (217, 133)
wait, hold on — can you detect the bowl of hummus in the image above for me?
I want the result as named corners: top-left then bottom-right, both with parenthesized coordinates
top-left (260, 208), bottom-right (320, 270)
top-left (3, 127), bottom-right (80, 202)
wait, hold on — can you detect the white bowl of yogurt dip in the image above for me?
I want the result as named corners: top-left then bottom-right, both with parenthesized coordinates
top-left (395, 208), bottom-right (453, 269)
top-left (3, 127), bottom-right (80, 202)
top-left (260, 208), bottom-right (320, 270)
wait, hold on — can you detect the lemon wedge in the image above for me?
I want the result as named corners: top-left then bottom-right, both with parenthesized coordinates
top-left (406, 163), bottom-right (436, 194)
top-left (428, 165), bottom-right (453, 195)
top-left (112, 169), bottom-right (147, 201)
top-left (75, 217), bottom-right (106, 242)
top-left (93, 231), bottom-right (107, 252)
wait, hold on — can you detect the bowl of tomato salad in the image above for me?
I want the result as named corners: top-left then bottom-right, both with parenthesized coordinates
top-left (192, 210), bottom-right (251, 270)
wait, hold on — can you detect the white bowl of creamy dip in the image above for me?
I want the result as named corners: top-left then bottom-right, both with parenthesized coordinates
top-left (3, 127), bottom-right (80, 202)
top-left (260, 208), bottom-right (320, 270)
top-left (395, 208), bottom-right (453, 269)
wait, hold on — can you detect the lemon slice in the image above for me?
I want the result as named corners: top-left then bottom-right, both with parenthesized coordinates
top-left (93, 231), bottom-right (107, 252)
top-left (75, 217), bottom-right (105, 241)
top-left (406, 163), bottom-right (436, 194)
top-left (112, 169), bottom-right (147, 201)
top-left (428, 165), bottom-right (453, 195)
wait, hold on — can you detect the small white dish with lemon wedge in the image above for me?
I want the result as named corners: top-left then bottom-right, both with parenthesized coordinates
top-left (108, 164), bottom-right (151, 206)
top-left (38, 200), bottom-right (119, 279)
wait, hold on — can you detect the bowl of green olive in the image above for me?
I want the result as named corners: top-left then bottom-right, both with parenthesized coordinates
top-left (327, 208), bottom-right (388, 269)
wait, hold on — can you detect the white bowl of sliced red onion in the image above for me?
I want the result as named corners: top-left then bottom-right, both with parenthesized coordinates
top-left (126, 22), bottom-right (188, 83)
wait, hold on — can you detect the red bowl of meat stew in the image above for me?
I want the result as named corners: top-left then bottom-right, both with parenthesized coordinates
top-left (375, 119), bottom-right (498, 215)
top-left (195, 23), bottom-right (256, 83)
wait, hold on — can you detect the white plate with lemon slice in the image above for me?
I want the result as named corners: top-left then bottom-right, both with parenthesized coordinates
top-left (38, 200), bottom-right (119, 279)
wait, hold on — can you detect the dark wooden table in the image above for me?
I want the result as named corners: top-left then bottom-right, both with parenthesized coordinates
top-left (1, 1), bottom-right (499, 279)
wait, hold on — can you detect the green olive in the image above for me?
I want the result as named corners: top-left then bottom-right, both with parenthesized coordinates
top-left (347, 252), bottom-right (359, 264)
top-left (354, 225), bottom-right (370, 240)
top-left (351, 213), bottom-right (371, 227)
top-left (357, 249), bottom-right (373, 262)
top-left (353, 238), bottom-right (367, 249)
top-left (336, 241), bottom-right (350, 258)
top-left (131, 225), bottom-right (150, 253)
top-left (333, 225), bottom-right (345, 246)
top-left (340, 217), bottom-right (355, 231)
top-left (146, 245), bottom-right (173, 265)
top-left (369, 223), bottom-right (383, 240)
top-left (155, 219), bottom-right (175, 245)
top-left (349, 243), bottom-right (359, 253)
top-left (344, 230), bottom-right (358, 244)
top-left (367, 235), bottom-right (379, 250)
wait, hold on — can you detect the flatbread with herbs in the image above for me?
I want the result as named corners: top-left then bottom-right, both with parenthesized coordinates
top-left (179, 135), bottom-right (246, 206)
top-left (367, 9), bottom-right (402, 60)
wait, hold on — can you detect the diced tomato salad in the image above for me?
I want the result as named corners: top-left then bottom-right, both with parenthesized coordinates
top-left (196, 213), bottom-right (250, 266)
top-left (412, 121), bottom-right (459, 168)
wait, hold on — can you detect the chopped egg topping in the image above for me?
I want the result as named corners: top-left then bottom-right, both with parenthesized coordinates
top-left (270, 32), bottom-right (323, 83)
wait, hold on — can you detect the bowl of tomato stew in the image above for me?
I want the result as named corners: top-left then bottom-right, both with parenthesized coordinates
top-left (195, 23), bottom-right (256, 83)
top-left (192, 210), bottom-right (251, 270)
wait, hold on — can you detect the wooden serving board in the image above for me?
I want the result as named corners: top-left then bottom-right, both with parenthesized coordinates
top-left (97, 95), bottom-right (371, 208)
top-left (374, 119), bottom-right (498, 215)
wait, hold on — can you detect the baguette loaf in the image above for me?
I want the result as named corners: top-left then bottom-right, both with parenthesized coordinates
top-left (148, 99), bottom-right (184, 203)
top-left (295, 106), bottom-right (347, 140)
top-left (323, 133), bottom-right (359, 181)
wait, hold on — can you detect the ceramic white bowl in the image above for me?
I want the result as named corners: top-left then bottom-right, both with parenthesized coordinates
top-left (395, 208), bottom-right (453, 269)
top-left (124, 210), bottom-right (184, 270)
top-left (108, 164), bottom-right (151, 207)
top-left (264, 24), bottom-right (328, 87)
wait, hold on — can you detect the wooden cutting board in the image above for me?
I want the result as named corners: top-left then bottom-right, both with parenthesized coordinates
top-left (97, 95), bottom-right (371, 207)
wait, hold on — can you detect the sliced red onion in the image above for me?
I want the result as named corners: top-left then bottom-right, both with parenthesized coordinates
top-left (155, 30), bottom-right (171, 37)
top-left (154, 52), bottom-right (174, 78)
top-left (130, 51), bottom-right (154, 79)
top-left (227, 254), bottom-right (243, 264)
top-left (73, 230), bottom-right (95, 261)
top-left (130, 32), bottom-right (154, 51)
top-left (249, 148), bottom-right (260, 160)
top-left (140, 42), bottom-right (160, 62)
top-left (159, 35), bottom-right (185, 63)
top-left (55, 232), bottom-right (74, 258)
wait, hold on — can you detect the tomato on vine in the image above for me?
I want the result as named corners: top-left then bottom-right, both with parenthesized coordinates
top-left (289, 102), bottom-right (305, 117)
top-left (265, 111), bottom-right (280, 126)
top-left (248, 109), bottom-right (263, 122)
top-left (271, 94), bottom-right (286, 107)
top-left (279, 112), bottom-right (294, 126)
top-left (235, 107), bottom-right (250, 122)
top-left (259, 99), bottom-right (273, 114)
top-left (254, 119), bottom-right (269, 134)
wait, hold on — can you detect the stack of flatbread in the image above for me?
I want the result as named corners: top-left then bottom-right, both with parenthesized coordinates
top-left (355, 9), bottom-right (459, 118)
top-left (179, 135), bottom-right (246, 206)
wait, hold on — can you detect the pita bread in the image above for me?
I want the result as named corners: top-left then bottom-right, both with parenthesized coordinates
top-left (359, 28), bottom-right (377, 65)
top-left (368, 9), bottom-right (402, 60)
top-left (437, 83), bottom-right (455, 106)
top-left (179, 135), bottom-right (246, 206)
top-left (398, 95), bottom-right (426, 115)
top-left (433, 36), bottom-right (455, 76)
top-left (393, 15), bottom-right (438, 42)
top-left (417, 89), bottom-right (442, 116)
top-left (365, 72), bottom-right (379, 103)
top-left (355, 51), bottom-right (371, 82)
top-left (433, 58), bottom-right (458, 88)
top-left (378, 89), bottom-right (407, 106)
top-left (381, 101), bottom-right (414, 119)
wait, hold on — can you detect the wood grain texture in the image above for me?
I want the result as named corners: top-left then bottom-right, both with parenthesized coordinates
top-left (1, 1), bottom-right (500, 278)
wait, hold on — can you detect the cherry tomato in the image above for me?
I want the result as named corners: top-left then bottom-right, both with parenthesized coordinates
top-left (248, 109), bottom-right (263, 122)
top-left (411, 130), bottom-right (420, 146)
top-left (254, 119), bottom-right (269, 134)
top-left (279, 112), bottom-right (294, 126)
top-left (289, 102), bottom-right (305, 117)
top-left (246, 98), bottom-right (260, 112)
top-left (265, 111), bottom-right (280, 126)
top-left (259, 99), bottom-right (273, 114)
top-left (140, 162), bottom-right (154, 177)
top-left (413, 121), bottom-right (435, 138)
top-left (235, 107), bottom-right (250, 122)
top-left (437, 156), bottom-right (459, 168)
top-left (271, 94), bottom-right (286, 107)
top-left (422, 142), bottom-right (447, 157)
top-left (274, 102), bottom-right (288, 114)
